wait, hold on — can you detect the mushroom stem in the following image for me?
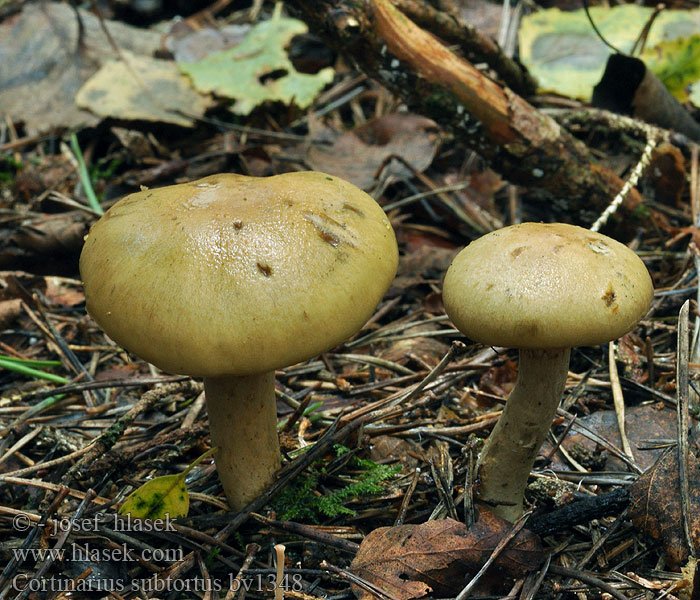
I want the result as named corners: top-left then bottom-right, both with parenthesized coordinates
top-left (476, 347), bottom-right (570, 521)
top-left (204, 373), bottom-right (282, 510)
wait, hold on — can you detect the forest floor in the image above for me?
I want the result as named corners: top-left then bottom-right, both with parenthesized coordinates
top-left (0, 1), bottom-right (698, 599)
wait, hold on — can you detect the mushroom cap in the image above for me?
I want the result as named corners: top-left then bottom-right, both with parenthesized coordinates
top-left (442, 223), bottom-right (653, 349)
top-left (80, 172), bottom-right (398, 377)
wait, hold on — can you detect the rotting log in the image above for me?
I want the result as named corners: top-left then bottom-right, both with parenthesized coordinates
top-left (287, 0), bottom-right (644, 228)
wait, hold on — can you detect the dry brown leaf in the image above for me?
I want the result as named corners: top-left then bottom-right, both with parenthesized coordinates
top-left (10, 213), bottom-right (91, 256)
top-left (306, 113), bottom-right (441, 190)
top-left (379, 332), bottom-right (449, 368)
top-left (45, 278), bottom-right (85, 307)
top-left (549, 404), bottom-right (678, 472)
top-left (13, 155), bottom-right (75, 202)
top-left (617, 333), bottom-right (646, 382)
top-left (0, 272), bottom-right (46, 302)
top-left (370, 436), bottom-right (420, 469)
top-left (629, 448), bottom-right (700, 567)
top-left (349, 515), bottom-right (544, 600)
top-left (76, 51), bottom-right (214, 127)
top-left (391, 241), bottom-right (457, 294)
top-left (646, 142), bottom-right (686, 207)
top-left (0, 3), bottom-right (161, 134)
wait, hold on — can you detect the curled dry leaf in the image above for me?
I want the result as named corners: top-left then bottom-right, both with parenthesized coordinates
top-left (306, 113), bottom-right (441, 190)
top-left (349, 515), bottom-right (544, 600)
top-left (629, 448), bottom-right (700, 566)
top-left (10, 213), bottom-right (91, 256)
top-left (646, 143), bottom-right (686, 207)
top-left (45, 278), bottom-right (85, 308)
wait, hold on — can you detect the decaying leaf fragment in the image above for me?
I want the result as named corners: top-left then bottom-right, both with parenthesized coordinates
top-left (76, 51), bottom-right (214, 127)
top-left (629, 448), bottom-right (700, 566)
top-left (306, 114), bottom-right (441, 190)
top-left (349, 515), bottom-right (544, 600)
top-left (179, 13), bottom-right (333, 115)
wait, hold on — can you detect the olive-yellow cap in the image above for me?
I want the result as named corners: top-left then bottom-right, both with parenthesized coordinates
top-left (80, 172), bottom-right (398, 376)
top-left (443, 223), bottom-right (653, 349)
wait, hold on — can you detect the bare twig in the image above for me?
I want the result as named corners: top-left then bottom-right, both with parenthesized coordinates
top-left (608, 342), bottom-right (635, 461)
top-left (677, 299), bottom-right (695, 558)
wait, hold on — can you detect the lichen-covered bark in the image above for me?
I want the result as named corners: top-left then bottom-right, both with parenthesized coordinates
top-left (287, 0), bottom-right (643, 228)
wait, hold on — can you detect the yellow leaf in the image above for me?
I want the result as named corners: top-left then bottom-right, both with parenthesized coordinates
top-left (119, 474), bottom-right (189, 519)
top-left (76, 51), bottom-right (214, 127)
top-left (119, 447), bottom-right (217, 520)
top-left (519, 5), bottom-right (700, 100)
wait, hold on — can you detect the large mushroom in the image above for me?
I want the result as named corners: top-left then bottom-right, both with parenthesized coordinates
top-left (80, 171), bottom-right (398, 510)
top-left (442, 223), bottom-right (653, 521)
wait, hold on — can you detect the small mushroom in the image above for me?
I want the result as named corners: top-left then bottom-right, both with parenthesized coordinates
top-left (80, 172), bottom-right (398, 510)
top-left (442, 223), bottom-right (653, 521)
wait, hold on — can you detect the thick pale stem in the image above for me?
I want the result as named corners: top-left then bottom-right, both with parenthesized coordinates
top-left (476, 347), bottom-right (570, 521)
top-left (204, 373), bottom-right (282, 510)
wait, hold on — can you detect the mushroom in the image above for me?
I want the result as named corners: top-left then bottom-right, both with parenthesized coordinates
top-left (79, 171), bottom-right (398, 510)
top-left (442, 223), bottom-right (652, 521)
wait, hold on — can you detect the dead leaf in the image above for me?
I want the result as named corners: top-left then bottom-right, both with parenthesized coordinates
top-left (370, 436), bottom-right (420, 469)
top-left (397, 243), bottom-right (457, 279)
top-left (479, 358), bottom-right (518, 397)
top-left (10, 213), bottom-right (90, 256)
top-left (617, 333), bottom-right (646, 382)
top-left (646, 143), bottom-right (686, 207)
top-left (629, 448), bottom-right (700, 566)
top-left (349, 515), bottom-right (544, 600)
top-left (391, 240), bottom-right (457, 293)
top-left (0, 272), bottom-right (47, 302)
top-left (306, 113), bottom-right (441, 190)
top-left (553, 405), bottom-right (679, 472)
top-left (110, 128), bottom-right (157, 160)
top-left (379, 324), bottom-right (450, 368)
top-left (13, 155), bottom-right (75, 203)
top-left (165, 22), bottom-right (251, 63)
top-left (76, 51), bottom-right (214, 127)
top-left (45, 277), bottom-right (85, 307)
top-left (0, 3), bottom-right (160, 134)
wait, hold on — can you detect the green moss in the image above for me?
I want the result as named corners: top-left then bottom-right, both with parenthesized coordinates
top-left (632, 203), bottom-right (651, 221)
top-left (272, 445), bottom-right (401, 522)
top-left (0, 152), bottom-right (22, 183)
